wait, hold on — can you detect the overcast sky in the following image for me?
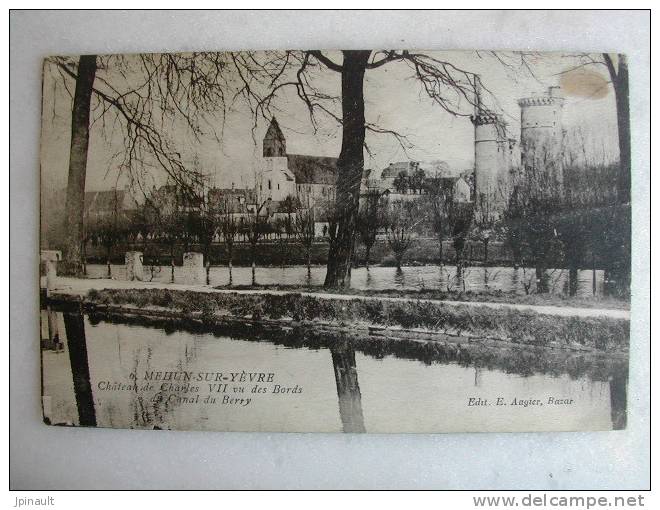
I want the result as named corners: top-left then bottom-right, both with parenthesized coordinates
top-left (40, 50), bottom-right (618, 193)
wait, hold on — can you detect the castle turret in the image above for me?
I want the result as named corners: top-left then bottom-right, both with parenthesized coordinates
top-left (263, 117), bottom-right (286, 157)
top-left (472, 111), bottom-right (512, 220)
top-left (518, 86), bottom-right (565, 185)
top-left (470, 76), bottom-right (514, 221)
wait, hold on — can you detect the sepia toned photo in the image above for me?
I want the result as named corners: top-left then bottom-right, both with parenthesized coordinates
top-left (39, 49), bottom-right (630, 433)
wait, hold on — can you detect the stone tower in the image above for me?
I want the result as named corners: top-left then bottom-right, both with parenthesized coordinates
top-left (517, 86), bottom-right (565, 185)
top-left (471, 82), bottom-right (514, 221)
top-left (263, 117), bottom-right (286, 157)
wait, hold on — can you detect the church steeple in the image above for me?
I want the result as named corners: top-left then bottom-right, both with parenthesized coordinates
top-left (263, 117), bottom-right (286, 157)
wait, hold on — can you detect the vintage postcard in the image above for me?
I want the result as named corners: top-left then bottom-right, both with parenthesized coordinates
top-left (39, 50), bottom-right (630, 433)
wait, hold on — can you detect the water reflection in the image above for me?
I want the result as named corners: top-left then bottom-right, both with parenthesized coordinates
top-left (63, 312), bottom-right (97, 427)
top-left (86, 264), bottom-right (607, 297)
top-left (331, 341), bottom-right (365, 433)
top-left (41, 308), bottom-right (628, 433)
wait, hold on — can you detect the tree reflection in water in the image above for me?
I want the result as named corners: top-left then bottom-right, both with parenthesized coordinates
top-left (63, 312), bottom-right (97, 427)
top-left (330, 341), bottom-right (366, 433)
top-left (43, 307), bottom-right (628, 431)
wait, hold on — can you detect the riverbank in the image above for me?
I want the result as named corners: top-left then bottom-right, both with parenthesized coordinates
top-left (45, 276), bottom-right (630, 319)
top-left (224, 284), bottom-right (629, 311)
top-left (45, 281), bottom-right (630, 353)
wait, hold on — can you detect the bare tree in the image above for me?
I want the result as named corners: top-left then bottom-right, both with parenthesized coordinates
top-left (293, 202), bottom-right (316, 278)
top-left (448, 201), bottom-right (475, 279)
top-left (385, 200), bottom-right (422, 270)
top-left (504, 153), bottom-right (564, 294)
top-left (194, 192), bottom-right (220, 285)
top-left (228, 50), bottom-right (487, 288)
top-left (357, 190), bottom-right (386, 269)
top-left (393, 171), bottom-right (409, 195)
top-left (554, 53), bottom-right (630, 203)
top-left (409, 166), bottom-right (426, 195)
top-left (218, 197), bottom-right (239, 286)
top-left (60, 55), bottom-right (97, 276)
top-left (87, 189), bottom-right (127, 278)
top-left (424, 178), bottom-right (453, 264)
top-left (245, 172), bottom-right (271, 286)
top-left (47, 53), bottom-right (231, 274)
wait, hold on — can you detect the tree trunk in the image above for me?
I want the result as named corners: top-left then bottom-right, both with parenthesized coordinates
top-left (228, 259), bottom-right (233, 286)
top-left (365, 244), bottom-right (371, 269)
top-left (536, 266), bottom-right (549, 293)
top-left (454, 236), bottom-right (465, 278)
top-left (611, 54), bottom-right (630, 205)
top-left (324, 51), bottom-right (371, 289)
top-left (606, 54), bottom-right (631, 297)
top-left (251, 244), bottom-right (257, 286)
top-left (568, 266), bottom-right (578, 296)
top-left (592, 252), bottom-right (597, 296)
top-left (61, 55), bottom-right (97, 276)
top-left (438, 236), bottom-right (443, 266)
top-left (170, 246), bottom-right (175, 283)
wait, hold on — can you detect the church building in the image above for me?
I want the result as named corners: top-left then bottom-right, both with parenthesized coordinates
top-left (258, 118), bottom-right (337, 208)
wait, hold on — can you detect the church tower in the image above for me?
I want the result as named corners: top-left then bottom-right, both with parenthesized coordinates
top-left (263, 117), bottom-right (287, 157)
top-left (260, 117), bottom-right (295, 202)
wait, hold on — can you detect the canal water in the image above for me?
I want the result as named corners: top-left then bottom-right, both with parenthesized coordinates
top-left (40, 308), bottom-right (627, 433)
top-left (86, 264), bottom-right (606, 297)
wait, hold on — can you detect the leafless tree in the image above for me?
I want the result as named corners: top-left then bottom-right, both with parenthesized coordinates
top-left (194, 190), bottom-right (220, 285)
top-left (448, 201), bottom-right (475, 279)
top-left (504, 141), bottom-right (564, 294)
top-left (47, 53), bottom-right (231, 275)
top-left (227, 50), bottom-right (489, 288)
top-left (385, 200), bottom-right (423, 270)
top-left (245, 172), bottom-right (272, 286)
top-left (87, 189), bottom-right (128, 278)
top-left (424, 178), bottom-right (453, 265)
top-left (293, 202), bottom-right (316, 278)
top-left (218, 198), bottom-right (239, 286)
top-left (357, 190), bottom-right (387, 269)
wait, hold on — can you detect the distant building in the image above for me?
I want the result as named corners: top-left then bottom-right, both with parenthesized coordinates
top-left (375, 159), bottom-right (471, 203)
top-left (254, 118), bottom-right (339, 235)
top-left (84, 188), bottom-right (138, 222)
top-left (257, 117), bottom-right (338, 207)
top-left (207, 186), bottom-right (257, 226)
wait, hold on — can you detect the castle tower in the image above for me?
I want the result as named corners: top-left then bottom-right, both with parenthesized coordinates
top-left (472, 110), bottom-right (511, 221)
top-left (263, 117), bottom-right (286, 157)
top-left (517, 86), bottom-right (565, 186)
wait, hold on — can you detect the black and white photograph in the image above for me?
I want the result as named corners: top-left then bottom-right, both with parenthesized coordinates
top-left (37, 47), bottom-right (632, 434)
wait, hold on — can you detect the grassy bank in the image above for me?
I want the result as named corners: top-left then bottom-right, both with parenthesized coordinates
top-left (222, 284), bottom-right (629, 311)
top-left (83, 288), bottom-right (629, 352)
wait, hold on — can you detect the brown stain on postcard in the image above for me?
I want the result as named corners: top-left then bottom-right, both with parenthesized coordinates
top-left (560, 69), bottom-right (610, 99)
